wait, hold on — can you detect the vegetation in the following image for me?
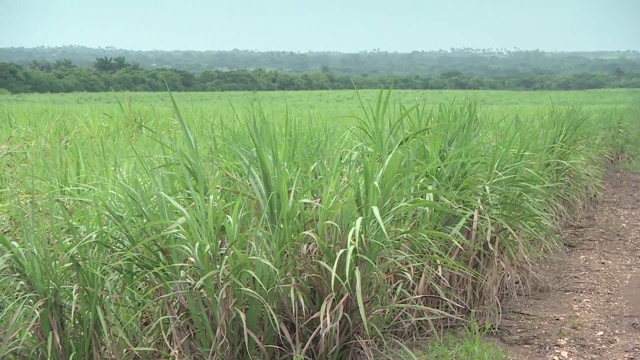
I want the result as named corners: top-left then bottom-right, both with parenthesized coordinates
top-left (2, 47), bottom-right (640, 93)
top-left (1, 56), bottom-right (640, 93)
top-left (411, 321), bottom-right (507, 360)
top-left (0, 88), bottom-right (638, 359)
top-left (2, 46), bottom-right (640, 75)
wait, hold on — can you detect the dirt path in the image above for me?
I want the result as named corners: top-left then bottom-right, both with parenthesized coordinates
top-left (500, 169), bottom-right (640, 360)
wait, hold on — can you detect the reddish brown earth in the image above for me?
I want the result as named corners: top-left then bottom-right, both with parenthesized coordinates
top-left (499, 169), bottom-right (640, 360)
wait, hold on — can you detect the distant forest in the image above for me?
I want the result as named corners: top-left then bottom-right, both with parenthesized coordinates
top-left (1, 46), bottom-right (639, 93)
top-left (2, 46), bottom-right (640, 76)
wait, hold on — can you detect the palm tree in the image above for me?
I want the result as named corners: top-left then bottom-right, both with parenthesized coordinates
top-left (94, 56), bottom-right (114, 72)
top-left (29, 60), bottom-right (53, 72)
top-left (113, 56), bottom-right (128, 71)
top-left (54, 59), bottom-right (75, 70)
top-left (28, 60), bottom-right (42, 70)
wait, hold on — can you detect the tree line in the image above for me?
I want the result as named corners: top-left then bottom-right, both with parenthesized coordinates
top-left (2, 46), bottom-right (640, 76)
top-left (1, 57), bottom-right (639, 94)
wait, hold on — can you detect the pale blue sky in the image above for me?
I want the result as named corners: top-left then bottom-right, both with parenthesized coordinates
top-left (0, 0), bottom-right (638, 52)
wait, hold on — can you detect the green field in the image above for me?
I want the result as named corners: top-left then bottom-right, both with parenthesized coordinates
top-left (4, 89), bottom-right (640, 120)
top-left (0, 89), bottom-right (639, 359)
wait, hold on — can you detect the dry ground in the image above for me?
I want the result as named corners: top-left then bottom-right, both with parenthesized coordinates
top-left (499, 169), bottom-right (640, 360)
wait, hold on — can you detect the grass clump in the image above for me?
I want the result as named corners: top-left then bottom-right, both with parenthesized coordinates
top-left (0, 87), bottom-right (636, 359)
top-left (408, 319), bottom-right (506, 360)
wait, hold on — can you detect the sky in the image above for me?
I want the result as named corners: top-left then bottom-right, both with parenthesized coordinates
top-left (0, 0), bottom-right (638, 52)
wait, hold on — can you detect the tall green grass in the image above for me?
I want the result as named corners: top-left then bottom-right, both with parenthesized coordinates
top-left (0, 88), bottom-right (636, 359)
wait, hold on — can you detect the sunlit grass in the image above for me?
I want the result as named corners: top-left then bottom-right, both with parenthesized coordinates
top-left (0, 88), bottom-right (637, 359)
top-left (406, 319), bottom-right (507, 360)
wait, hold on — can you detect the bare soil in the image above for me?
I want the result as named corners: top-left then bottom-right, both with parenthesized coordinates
top-left (499, 169), bottom-right (640, 360)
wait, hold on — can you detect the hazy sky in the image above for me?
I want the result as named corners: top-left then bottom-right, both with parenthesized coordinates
top-left (0, 0), bottom-right (638, 52)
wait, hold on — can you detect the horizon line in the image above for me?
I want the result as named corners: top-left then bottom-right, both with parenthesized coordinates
top-left (2, 45), bottom-right (639, 54)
